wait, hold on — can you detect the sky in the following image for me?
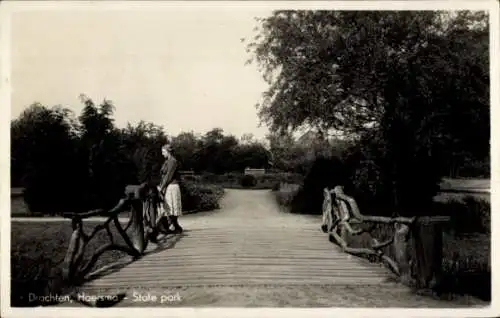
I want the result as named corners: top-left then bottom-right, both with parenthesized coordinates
top-left (10, 7), bottom-right (274, 140)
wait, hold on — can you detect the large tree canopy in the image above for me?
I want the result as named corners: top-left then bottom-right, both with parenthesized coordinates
top-left (247, 10), bottom-right (488, 158)
top-left (247, 10), bottom-right (489, 210)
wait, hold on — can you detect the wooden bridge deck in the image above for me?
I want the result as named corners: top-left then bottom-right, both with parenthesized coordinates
top-left (81, 189), bottom-right (394, 291)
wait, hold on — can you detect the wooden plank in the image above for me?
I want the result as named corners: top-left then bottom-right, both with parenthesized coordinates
top-left (82, 189), bottom-right (398, 290)
top-left (135, 259), bottom-right (379, 266)
top-left (85, 277), bottom-right (388, 287)
top-left (87, 278), bottom-right (387, 287)
top-left (89, 270), bottom-right (386, 277)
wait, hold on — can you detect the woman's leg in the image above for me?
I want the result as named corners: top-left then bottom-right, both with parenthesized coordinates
top-left (166, 184), bottom-right (183, 233)
top-left (159, 191), bottom-right (174, 234)
top-left (170, 216), bottom-right (182, 233)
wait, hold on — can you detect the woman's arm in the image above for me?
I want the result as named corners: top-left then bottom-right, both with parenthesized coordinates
top-left (159, 158), bottom-right (178, 192)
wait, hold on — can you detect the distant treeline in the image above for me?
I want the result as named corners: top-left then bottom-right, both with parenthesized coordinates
top-left (11, 92), bottom-right (488, 215)
top-left (10, 96), bottom-right (272, 214)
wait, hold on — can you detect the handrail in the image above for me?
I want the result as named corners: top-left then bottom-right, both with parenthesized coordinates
top-left (330, 187), bottom-right (416, 224)
top-left (322, 186), bottom-right (450, 289)
top-left (61, 183), bottom-right (154, 285)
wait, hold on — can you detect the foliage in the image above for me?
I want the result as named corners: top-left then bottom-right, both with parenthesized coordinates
top-left (440, 196), bottom-right (490, 235)
top-left (120, 121), bottom-right (168, 186)
top-left (200, 172), bottom-right (220, 184)
top-left (286, 156), bottom-right (349, 215)
top-left (240, 174), bottom-right (257, 188)
top-left (337, 134), bottom-right (442, 215)
top-left (265, 130), bottom-right (351, 174)
top-left (11, 96), bottom-right (278, 215)
top-left (247, 10), bottom-right (489, 213)
top-left (274, 183), bottom-right (300, 208)
top-left (448, 158), bottom-right (490, 178)
top-left (11, 104), bottom-right (85, 214)
top-left (180, 182), bottom-right (225, 212)
top-left (183, 172), bottom-right (304, 190)
top-left (137, 127), bottom-right (272, 175)
top-left (170, 131), bottom-right (199, 172)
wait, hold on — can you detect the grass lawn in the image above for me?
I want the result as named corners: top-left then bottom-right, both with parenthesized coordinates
top-left (11, 220), bottom-right (132, 307)
top-left (440, 178), bottom-right (490, 191)
top-left (11, 197), bottom-right (32, 217)
top-left (439, 232), bottom-right (490, 301)
top-left (434, 191), bottom-right (490, 203)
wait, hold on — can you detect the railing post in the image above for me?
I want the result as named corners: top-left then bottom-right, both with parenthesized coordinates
top-left (393, 222), bottom-right (411, 283)
top-left (62, 217), bottom-right (84, 283)
top-left (411, 217), bottom-right (445, 290)
top-left (321, 188), bottom-right (332, 233)
top-left (336, 195), bottom-right (349, 242)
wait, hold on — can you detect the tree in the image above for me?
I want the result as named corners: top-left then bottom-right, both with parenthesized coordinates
top-left (247, 11), bottom-right (489, 213)
top-left (240, 133), bottom-right (255, 144)
top-left (266, 132), bottom-right (306, 172)
top-left (170, 131), bottom-right (199, 171)
top-left (233, 142), bottom-right (270, 171)
top-left (120, 121), bottom-right (168, 185)
top-left (194, 128), bottom-right (239, 173)
top-left (11, 103), bottom-right (81, 213)
top-left (77, 95), bottom-right (130, 209)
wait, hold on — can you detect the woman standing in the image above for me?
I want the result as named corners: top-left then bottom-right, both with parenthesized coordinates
top-left (158, 143), bottom-right (183, 234)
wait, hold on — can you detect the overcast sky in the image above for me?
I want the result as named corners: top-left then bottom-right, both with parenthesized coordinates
top-left (9, 2), bottom-right (495, 141)
top-left (11, 7), bottom-right (273, 139)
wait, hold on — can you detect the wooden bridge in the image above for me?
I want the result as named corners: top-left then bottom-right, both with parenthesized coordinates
top-left (81, 189), bottom-right (392, 290)
top-left (58, 187), bottom-right (484, 307)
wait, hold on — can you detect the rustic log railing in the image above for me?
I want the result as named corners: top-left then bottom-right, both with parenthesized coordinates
top-left (322, 186), bottom-right (450, 290)
top-left (61, 183), bottom-right (160, 285)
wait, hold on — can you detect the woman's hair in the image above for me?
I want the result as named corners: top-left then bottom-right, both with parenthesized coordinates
top-left (162, 144), bottom-right (173, 152)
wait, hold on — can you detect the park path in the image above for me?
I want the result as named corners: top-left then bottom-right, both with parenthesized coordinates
top-left (62, 189), bottom-right (485, 307)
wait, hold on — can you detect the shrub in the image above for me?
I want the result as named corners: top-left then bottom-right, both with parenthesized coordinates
top-left (200, 172), bottom-right (220, 184)
top-left (22, 158), bottom-right (128, 216)
top-left (274, 183), bottom-right (300, 208)
top-left (271, 182), bottom-right (281, 191)
top-left (284, 173), bottom-right (304, 184)
top-left (455, 159), bottom-right (490, 178)
top-left (23, 181), bottom-right (90, 216)
top-left (441, 196), bottom-right (490, 235)
top-left (225, 172), bottom-right (242, 182)
top-left (180, 182), bottom-right (225, 212)
top-left (292, 156), bottom-right (348, 215)
top-left (340, 135), bottom-right (442, 216)
top-left (11, 196), bottom-right (31, 216)
top-left (259, 174), bottom-right (275, 183)
top-left (240, 175), bottom-right (257, 188)
top-left (181, 175), bottom-right (198, 182)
